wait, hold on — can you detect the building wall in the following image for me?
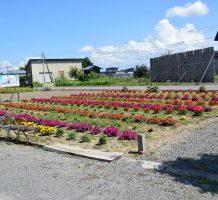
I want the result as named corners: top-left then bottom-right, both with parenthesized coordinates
top-left (30, 60), bottom-right (82, 83)
top-left (215, 56), bottom-right (218, 75)
top-left (150, 47), bottom-right (215, 82)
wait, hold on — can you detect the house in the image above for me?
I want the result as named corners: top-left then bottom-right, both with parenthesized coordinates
top-left (105, 67), bottom-right (118, 76)
top-left (25, 58), bottom-right (84, 84)
top-left (82, 65), bottom-right (102, 75)
top-left (6, 70), bottom-right (26, 77)
top-left (114, 71), bottom-right (133, 78)
top-left (120, 68), bottom-right (134, 73)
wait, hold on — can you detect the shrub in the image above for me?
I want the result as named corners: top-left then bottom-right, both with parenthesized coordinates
top-left (98, 134), bottom-right (108, 145)
top-left (147, 86), bottom-right (159, 92)
top-left (43, 82), bottom-right (54, 91)
top-left (33, 81), bottom-right (43, 87)
top-left (199, 85), bottom-right (206, 93)
top-left (55, 128), bottom-right (64, 137)
top-left (81, 134), bottom-right (92, 142)
top-left (122, 86), bottom-right (128, 92)
top-left (69, 67), bottom-right (80, 80)
top-left (133, 64), bottom-right (149, 78)
top-left (67, 132), bottom-right (77, 140)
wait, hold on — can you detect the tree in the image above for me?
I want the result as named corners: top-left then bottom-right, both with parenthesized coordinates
top-left (19, 66), bottom-right (25, 70)
top-left (69, 67), bottom-right (80, 80)
top-left (82, 57), bottom-right (93, 68)
top-left (133, 64), bottom-right (149, 78)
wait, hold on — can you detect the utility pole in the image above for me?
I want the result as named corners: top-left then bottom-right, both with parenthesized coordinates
top-left (42, 52), bottom-right (45, 83)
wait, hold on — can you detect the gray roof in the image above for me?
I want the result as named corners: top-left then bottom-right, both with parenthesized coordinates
top-left (26, 58), bottom-right (84, 66)
top-left (7, 70), bottom-right (26, 74)
top-left (82, 65), bottom-right (102, 71)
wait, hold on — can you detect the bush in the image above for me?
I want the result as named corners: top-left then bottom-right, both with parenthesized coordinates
top-left (133, 64), bottom-right (149, 78)
top-left (19, 76), bottom-right (26, 87)
top-left (33, 81), bottom-right (43, 87)
top-left (67, 132), bottom-right (76, 140)
top-left (199, 85), bottom-right (206, 93)
top-left (122, 86), bottom-right (128, 92)
top-left (147, 85), bottom-right (159, 92)
top-left (98, 134), bottom-right (108, 145)
top-left (43, 82), bottom-right (54, 91)
top-left (69, 67), bottom-right (80, 80)
top-left (81, 134), bottom-right (92, 142)
top-left (55, 129), bottom-right (64, 137)
top-left (86, 71), bottom-right (98, 79)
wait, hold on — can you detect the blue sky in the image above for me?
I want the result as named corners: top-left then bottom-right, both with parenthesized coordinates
top-left (0, 0), bottom-right (217, 70)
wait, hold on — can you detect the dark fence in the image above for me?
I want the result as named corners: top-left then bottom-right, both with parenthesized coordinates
top-left (150, 47), bottom-right (215, 82)
top-left (215, 54), bottom-right (218, 75)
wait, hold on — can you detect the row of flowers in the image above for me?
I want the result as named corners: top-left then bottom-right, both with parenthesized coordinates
top-left (0, 110), bottom-right (137, 140)
top-left (1, 102), bottom-right (180, 126)
top-left (54, 92), bottom-right (217, 103)
top-left (29, 98), bottom-right (213, 114)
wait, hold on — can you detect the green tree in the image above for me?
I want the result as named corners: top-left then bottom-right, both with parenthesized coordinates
top-left (133, 64), bottom-right (149, 78)
top-left (82, 57), bottom-right (93, 68)
top-left (69, 67), bottom-right (80, 80)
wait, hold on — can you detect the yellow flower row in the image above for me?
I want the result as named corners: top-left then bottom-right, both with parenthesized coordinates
top-left (18, 121), bottom-right (56, 135)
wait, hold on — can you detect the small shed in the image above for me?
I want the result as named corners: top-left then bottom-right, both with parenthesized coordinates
top-left (82, 65), bottom-right (102, 74)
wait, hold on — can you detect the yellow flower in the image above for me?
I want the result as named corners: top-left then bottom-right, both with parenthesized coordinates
top-left (180, 115), bottom-right (188, 120)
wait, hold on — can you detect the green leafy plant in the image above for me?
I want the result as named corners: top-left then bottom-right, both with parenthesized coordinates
top-left (33, 81), bottom-right (43, 87)
top-left (122, 86), bottom-right (128, 92)
top-left (0, 87), bottom-right (34, 94)
top-left (98, 134), bottom-right (108, 145)
top-left (55, 128), bottom-right (64, 137)
top-left (67, 131), bottom-right (77, 140)
top-left (81, 134), bottom-right (92, 142)
top-left (199, 85), bottom-right (206, 93)
top-left (147, 85), bottom-right (159, 92)
top-left (43, 82), bottom-right (54, 91)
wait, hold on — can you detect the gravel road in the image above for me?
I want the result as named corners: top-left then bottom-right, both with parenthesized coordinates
top-left (146, 119), bottom-right (218, 169)
top-left (0, 138), bottom-right (217, 200)
top-left (38, 84), bottom-right (218, 91)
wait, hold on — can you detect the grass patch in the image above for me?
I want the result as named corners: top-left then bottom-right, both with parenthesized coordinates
top-left (0, 87), bottom-right (34, 94)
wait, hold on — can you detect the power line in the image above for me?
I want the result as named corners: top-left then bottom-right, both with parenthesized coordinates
top-left (43, 24), bottom-right (218, 56)
top-left (89, 37), bottom-right (215, 58)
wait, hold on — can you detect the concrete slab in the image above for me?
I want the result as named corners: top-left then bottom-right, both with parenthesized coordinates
top-left (43, 144), bottom-right (123, 162)
top-left (141, 160), bottom-right (218, 182)
top-left (141, 160), bottom-right (164, 170)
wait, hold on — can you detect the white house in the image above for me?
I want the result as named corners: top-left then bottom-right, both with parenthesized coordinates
top-left (26, 58), bottom-right (84, 84)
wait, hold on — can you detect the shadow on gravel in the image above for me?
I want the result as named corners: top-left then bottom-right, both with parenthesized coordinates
top-left (157, 154), bottom-right (218, 194)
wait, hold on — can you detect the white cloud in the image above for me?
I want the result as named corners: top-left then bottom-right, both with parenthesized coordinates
top-left (166, 1), bottom-right (209, 18)
top-left (80, 45), bottom-right (94, 52)
top-left (0, 61), bottom-right (14, 73)
top-left (78, 19), bottom-right (214, 68)
top-left (0, 56), bottom-right (40, 73)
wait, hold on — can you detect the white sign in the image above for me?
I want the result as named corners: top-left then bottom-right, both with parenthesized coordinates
top-left (0, 75), bottom-right (20, 87)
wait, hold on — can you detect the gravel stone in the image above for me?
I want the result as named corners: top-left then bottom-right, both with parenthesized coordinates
top-left (0, 138), bottom-right (217, 200)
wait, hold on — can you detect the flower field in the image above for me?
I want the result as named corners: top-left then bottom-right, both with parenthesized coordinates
top-left (0, 89), bottom-right (217, 153)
